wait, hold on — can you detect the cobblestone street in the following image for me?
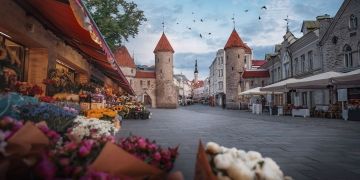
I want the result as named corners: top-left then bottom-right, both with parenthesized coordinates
top-left (117, 105), bottom-right (360, 180)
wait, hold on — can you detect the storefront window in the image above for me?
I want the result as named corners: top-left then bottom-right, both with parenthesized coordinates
top-left (0, 35), bottom-right (26, 91)
top-left (55, 60), bottom-right (76, 82)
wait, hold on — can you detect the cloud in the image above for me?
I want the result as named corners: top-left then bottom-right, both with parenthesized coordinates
top-left (126, 0), bottom-right (341, 81)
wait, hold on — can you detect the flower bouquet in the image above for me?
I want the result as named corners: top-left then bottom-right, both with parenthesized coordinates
top-left (86, 108), bottom-right (117, 120)
top-left (18, 103), bottom-right (78, 133)
top-left (195, 141), bottom-right (292, 180)
top-left (68, 116), bottom-right (118, 142)
top-left (117, 135), bottom-right (179, 172)
top-left (15, 82), bottom-right (43, 96)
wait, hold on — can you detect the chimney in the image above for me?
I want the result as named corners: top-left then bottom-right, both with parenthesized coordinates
top-left (317, 14), bottom-right (332, 38)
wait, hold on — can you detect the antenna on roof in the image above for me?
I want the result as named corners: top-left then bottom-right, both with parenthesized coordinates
top-left (232, 13), bottom-right (235, 29)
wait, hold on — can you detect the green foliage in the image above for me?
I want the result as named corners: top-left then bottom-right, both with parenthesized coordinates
top-left (83, 0), bottom-right (147, 50)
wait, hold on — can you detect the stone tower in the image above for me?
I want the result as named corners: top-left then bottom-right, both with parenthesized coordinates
top-left (224, 29), bottom-right (250, 109)
top-left (153, 32), bottom-right (178, 108)
top-left (194, 59), bottom-right (199, 83)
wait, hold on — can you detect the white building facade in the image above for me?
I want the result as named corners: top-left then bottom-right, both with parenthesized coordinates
top-left (209, 49), bottom-right (226, 106)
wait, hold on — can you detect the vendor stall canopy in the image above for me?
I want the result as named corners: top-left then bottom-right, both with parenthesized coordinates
top-left (15, 0), bottom-right (134, 95)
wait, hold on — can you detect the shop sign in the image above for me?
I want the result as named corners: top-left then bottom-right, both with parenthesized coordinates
top-left (337, 89), bottom-right (348, 102)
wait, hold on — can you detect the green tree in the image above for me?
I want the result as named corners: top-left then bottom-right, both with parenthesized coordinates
top-left (83, 0), bottom-right (146, 50)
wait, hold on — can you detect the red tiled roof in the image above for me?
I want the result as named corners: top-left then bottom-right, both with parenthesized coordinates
top-left (114, 46), bottom-right (136, 68)
top-left (242, 70), bottom-right (270, 78)
top-left (224, 29), bottom-right (249, 51)
top-left (135, 71), bottom-right (156, 78)
top-left (244, 43), bottom-right (252, 54)
top-left (154, 33), bottom-right (174, 53)
top-left (192, 80), bottom-right (204, 89)
top-left (252, 60), bottom-right (266, 66)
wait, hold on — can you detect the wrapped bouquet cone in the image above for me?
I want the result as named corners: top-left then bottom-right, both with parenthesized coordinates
top-left (194, 140), bottom-right (216, 180)
top-left (6, 122), bottom-right (49, 156)
top-left (89, 142), bottom-right (164, 179)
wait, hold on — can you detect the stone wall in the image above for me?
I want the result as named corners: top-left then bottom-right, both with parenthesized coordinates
top-left (155, 51), bottom-right (178, 108)
top-left (225, 47), bottom-right (245, 108)
top-left (134, 78), bottom-right (156, 108)
top-left (321, 0), bottom-right (360, 72)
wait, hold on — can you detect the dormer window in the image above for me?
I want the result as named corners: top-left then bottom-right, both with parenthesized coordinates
top-left (349, 14), bottom-right (358, 30)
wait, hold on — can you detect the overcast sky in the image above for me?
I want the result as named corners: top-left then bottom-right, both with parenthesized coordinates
top-left (124, 0), bottom-right (343, 80)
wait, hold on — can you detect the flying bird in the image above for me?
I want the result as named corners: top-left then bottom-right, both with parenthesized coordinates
top-left (188, 27), bottom-right (192, 30)
top-left (176, 22), bottom-right (179, 24)
top-left (199, 34), bottom-right (202, 38)
top-left (244, 9), bottom-right (249, 12)
top-left (208, 32), bottom-right (212, 35)
top-left (200, 19), bottom-right (204, 22)
top-left (258, 16), bottom-right (261, 20)
top-left (193, 19), bottom-right (196, 22)
top-left (261, 6), bottom-right (267, 10)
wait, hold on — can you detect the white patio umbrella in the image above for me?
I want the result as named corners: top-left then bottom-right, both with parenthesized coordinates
top-left (332, 69), bottom-right (360, 85)
top-left (239, 87), bottom-right (282, 96)
top-left (260, 78), bottom-right (298, 92)
top-left (286, 71), bottom-right (342, 89)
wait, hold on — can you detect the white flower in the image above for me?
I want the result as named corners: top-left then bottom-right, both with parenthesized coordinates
top-left (246, 151), bottom-right (262, 161)
top-left (217, 172), bottom-right (231, 180)
top-left (256, 158), bottom-right (284, 180)
top-left (70, 116), bottom-right (117, 141)
top-left (227, 160), bottom-right (255, 180)
top-left (214, 153), bottom-right (233, 170)
top-left (205, 142), bottom-right (221, 154)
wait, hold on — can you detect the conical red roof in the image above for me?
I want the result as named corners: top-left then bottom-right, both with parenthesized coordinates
top-left (154, 33), bottom-right (174, 53)
top-left (224, 29), bottom-right (249, 51)
top-left (114, 46), bottom-right (136, 68)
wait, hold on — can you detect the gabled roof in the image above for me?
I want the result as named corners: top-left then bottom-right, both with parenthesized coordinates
top-left (283, 31), bottom-right (297, 45)
top-left (252, 60), bottom-right (266, 67)
top-left (154, 32), bottom-right (174, 53)
top-left (242, 69), bottom-right (270, 79)
top-left (319, 0), bottom-right (352, 45)
top-left (192, 80), bottom-right (204, 89)
top-left (135, 70), bottom-right (156, 78)
top-left (114, 46), bottom-right (136, 68)
top-left (224, 29), bottom-right (249, 51)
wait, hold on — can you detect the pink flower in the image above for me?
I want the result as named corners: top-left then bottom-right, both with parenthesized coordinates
top-left (138, 138), bottom-right (146, 149)
top-left (64, 142), bottom-right (78, 151)
top-left (83, 139), bottom-right (95, 149)
top-left (78, 145), bottom-right (90, 157)
top-left (153, 152), bottom-right (161, 161)
top-left (34, 154), bottom-right (57, 179)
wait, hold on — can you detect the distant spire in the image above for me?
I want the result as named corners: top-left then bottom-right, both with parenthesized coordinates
top-left (232, 13), bottom-right (235, 29)
top-left (162, 16), bottom-right (165, 32)
top-left (284, 15), bottom-right (289, 32)
top-left (194, 59), bottom-right (198, 73)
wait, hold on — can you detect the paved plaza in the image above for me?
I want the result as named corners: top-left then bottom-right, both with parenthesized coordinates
top-left (117, 104), bottom-right (360, 180)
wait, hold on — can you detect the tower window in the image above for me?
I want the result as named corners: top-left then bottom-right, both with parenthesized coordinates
top-left (349, 14), bottom-right (358, 30)
top-left (140, 80), bottom-right (143, 86)
top-left (344, 44), bottom-right (353, 67)
top-left (160, 69), bottom-right (162, 73)
top-left (238, 54), bottom-right (240, 58)
top-left (147, 80), bottom-right (150, 86)
top-left (232, 67), bottom-right (234, 71)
